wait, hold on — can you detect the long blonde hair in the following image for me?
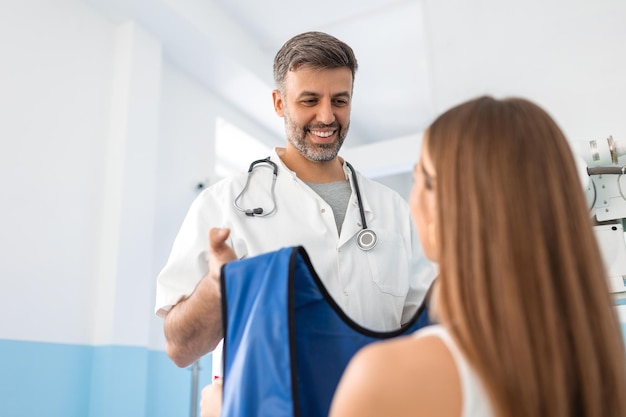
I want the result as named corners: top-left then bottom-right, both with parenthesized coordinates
top-left (427, 96), bottom-right (626, 416)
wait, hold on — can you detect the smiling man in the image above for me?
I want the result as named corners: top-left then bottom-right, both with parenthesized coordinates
top-left (275, 64), bottom-right (351, 162)
top-left (273, 65), bottom-right (352, 182)
top-left (154, 31), bottom-right (437, 416)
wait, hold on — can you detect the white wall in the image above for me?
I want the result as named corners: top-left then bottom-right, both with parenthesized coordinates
top-left (0, 0), bottom-right (114, 345)
top-left (0, 0), bottom-right (167, 349)
top-left (0, 0), bottom-right (278, 352)
top-left (0, 3), bottom-right (256, 415)
top-left (424, 0), bottom-right (626, 142)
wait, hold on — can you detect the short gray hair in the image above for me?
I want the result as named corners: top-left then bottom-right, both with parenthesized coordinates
top-left (273, 31), bottom-right (358, 93)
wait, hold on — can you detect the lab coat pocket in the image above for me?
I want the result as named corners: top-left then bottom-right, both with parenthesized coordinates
top-left (367, 230), bottom-right (409, 296)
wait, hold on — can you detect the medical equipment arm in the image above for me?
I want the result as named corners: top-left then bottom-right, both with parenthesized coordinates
top-left (572, 136), bottom-right (626, 293)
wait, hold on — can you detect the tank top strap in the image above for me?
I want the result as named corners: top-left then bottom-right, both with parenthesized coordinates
top-left (414, 325), bottom-right (495, 417)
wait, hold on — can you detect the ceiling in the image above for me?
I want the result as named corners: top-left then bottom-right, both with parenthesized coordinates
top-left (84, 0), bottom-right (626, 178)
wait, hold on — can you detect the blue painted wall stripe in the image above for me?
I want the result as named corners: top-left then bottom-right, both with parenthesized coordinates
top-left (2, 311), bottom-right (625, 417)
top-left (0, 340), bottom-right (93, 417)
top-left (0, 340), bottom-right (213, 417)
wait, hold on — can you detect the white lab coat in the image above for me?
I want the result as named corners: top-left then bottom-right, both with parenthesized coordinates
top-left (155, 148), bottom-right (436, 332)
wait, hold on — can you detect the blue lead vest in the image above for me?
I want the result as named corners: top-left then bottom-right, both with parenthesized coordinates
top-left (220, 246), bottom-right (431, 417)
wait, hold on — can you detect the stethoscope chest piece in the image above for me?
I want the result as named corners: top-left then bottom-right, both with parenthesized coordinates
top-left (356, 228), bottom-right (377, 251)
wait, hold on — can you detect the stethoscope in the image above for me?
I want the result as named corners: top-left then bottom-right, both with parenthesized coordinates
top-left (234, 157), bottom-right (278, 217)
top-left (233, 157), bottom-right (378, 251)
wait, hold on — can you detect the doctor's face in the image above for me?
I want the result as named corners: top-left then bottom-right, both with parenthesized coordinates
top-left (272, 66), bottom-right (352, 162)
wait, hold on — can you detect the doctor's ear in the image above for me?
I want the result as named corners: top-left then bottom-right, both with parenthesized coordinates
top-left (272, 90), bottom-right (285, 117)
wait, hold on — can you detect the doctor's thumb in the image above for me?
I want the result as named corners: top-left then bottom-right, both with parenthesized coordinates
top-left (209, 227), bottom-right (231, 247)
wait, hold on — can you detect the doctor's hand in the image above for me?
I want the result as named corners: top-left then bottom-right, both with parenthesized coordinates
top-left (201, 377), bottom-right (223, 417)
top-left (208, 228), bottom-right (237, 284)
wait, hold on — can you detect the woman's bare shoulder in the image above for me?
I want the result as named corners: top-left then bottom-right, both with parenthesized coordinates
top-left (329, 332), bottom-right (462, 417)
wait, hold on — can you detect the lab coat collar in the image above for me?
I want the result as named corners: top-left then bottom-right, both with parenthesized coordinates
top-left (269, 147), bottom-right (375, 236)
top-left (269, 147), bottom-right (298, 180)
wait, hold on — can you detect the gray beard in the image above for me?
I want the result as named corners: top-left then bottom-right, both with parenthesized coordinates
top-left (284, 115), bottom-right (349, 162)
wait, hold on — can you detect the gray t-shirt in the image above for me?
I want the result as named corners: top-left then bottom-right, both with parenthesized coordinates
top-left (305, 180), bottom-right (351, 235)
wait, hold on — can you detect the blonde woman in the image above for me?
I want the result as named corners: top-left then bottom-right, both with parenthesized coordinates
top-left (329, 96), bottom-right (626, 417)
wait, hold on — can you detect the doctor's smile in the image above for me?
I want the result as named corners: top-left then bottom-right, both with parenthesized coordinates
top-left (307, 124), bottom-right (340, 143)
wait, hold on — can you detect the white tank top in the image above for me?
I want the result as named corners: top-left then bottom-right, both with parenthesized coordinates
top-left (414, 325), bottom-right (495, 417)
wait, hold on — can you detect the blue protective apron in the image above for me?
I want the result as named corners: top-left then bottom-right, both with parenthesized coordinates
top-left (220, 246), bottom-right (431, 417)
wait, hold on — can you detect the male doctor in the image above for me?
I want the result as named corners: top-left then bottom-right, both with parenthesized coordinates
top-left (155, 30), bottom-right (436, 388)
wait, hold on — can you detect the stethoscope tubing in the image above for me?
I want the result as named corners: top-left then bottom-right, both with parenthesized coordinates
top-left (234, 157), bottom-right (377, 250)
top-left (233, 157), bottom-right (278, 217)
